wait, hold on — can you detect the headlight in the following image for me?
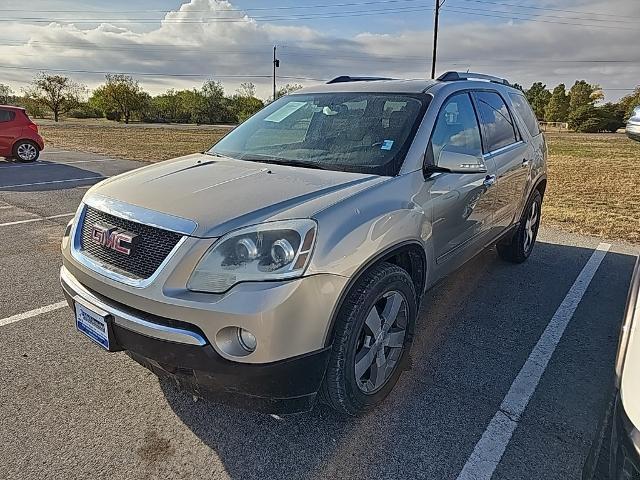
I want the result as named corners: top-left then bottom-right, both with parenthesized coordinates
top-left (187, 219), bottom-right (317, 293)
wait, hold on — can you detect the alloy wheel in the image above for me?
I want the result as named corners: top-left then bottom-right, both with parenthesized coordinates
top-left (17, 143), bottom-right (37, 161)
top-left (523, 200), bottom-right (539, 253)
top-left (354, 291), bottom-right (408, 394)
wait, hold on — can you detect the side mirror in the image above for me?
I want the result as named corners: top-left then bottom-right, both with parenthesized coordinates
top-left (437, 148), bottom-right (487, 174)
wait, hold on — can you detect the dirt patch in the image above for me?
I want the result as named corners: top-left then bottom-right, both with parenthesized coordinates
top-left (137, 429), bottom-right (176, 463)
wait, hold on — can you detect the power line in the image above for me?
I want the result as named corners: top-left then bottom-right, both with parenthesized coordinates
top-left (0, 64), bottom-right (326, 81)
top-left (3, 0), bottom-right (636, 22)
top-left (1, 0), bottom-right (425, 14)
top-left (441, 7), bottom-right (639, 31)
top-left (1, 42), bottom-right (638, 65)
top-left (0, 5), bottom-right (435, 23)
top-left (452, 0), bottom-right (640, 20)
top-left (445, 3), bottom-right (640, 26)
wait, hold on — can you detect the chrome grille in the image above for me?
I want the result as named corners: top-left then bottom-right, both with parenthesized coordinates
top-left (79, 206), bottom-right (183, 279)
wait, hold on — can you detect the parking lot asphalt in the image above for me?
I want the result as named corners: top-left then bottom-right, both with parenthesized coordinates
top-left (0, 149), bottom-right (637, 480)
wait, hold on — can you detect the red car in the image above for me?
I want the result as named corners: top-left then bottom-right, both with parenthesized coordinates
top-left (0, 105), bottom-right (45, 162)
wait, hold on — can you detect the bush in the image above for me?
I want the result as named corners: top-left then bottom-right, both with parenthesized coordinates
top-left (568, 103), bottom-right (625, 133)
top-left (67, 103), bottom-right (102, 119)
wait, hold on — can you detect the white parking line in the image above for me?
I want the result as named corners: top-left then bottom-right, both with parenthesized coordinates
top-left (456, 242), bottom-right (611, 480)
top-left (1, 176), bottom-right (105, 189)
top-left (0, 301), bottom-right (68, 328)
top-left (0, 159), bottom-right (110, 169)
top-left (0, 212), bottom-right (74, 227)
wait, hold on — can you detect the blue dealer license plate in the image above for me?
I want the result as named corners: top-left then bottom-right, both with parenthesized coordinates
top-left (75, 302), bottom-right (110, 350)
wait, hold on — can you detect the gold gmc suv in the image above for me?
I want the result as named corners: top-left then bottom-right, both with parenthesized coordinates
top-left (60, 72), bottom-right (547, 415)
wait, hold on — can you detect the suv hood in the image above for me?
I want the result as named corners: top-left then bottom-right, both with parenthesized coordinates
top-left (88, 153), bottom-right (385, 237)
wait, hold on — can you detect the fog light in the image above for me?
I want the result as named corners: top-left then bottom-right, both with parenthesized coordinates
top-left (237, 328), bottom-right (257, 352)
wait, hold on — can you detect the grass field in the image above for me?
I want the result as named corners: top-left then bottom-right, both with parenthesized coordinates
top-left (38, 121), bottom-right (640, 244)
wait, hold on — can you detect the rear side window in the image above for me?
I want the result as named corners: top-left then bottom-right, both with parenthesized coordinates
top-left (509, 93), bottom-right (540, 136)
top-left (473, 91), bottom-right (518, 152)
top-left (0, 109), bottom-right (15, 122)
top-left (428, 92), bottom-right (483, 163)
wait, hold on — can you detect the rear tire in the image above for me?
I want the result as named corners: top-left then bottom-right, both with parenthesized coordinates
top-left (497, 190), bottom-right (542, 263)
top-left (13, 140), bottom-right (39, 162)
top-left (321, 262), bottom-right (417, 415)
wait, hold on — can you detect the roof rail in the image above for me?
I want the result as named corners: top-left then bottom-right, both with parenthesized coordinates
top-left (436, 71), bottom-right (511, 86)
top-left (327, 76), bottom-right (394, 84)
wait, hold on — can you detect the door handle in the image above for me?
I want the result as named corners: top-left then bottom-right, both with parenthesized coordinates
top-left (522, 158), bottom-right (530, 167)
top-left (483, 174), bottom-right (496, 188)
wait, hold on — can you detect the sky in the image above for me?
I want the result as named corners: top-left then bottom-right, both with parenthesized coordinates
top-left (1, 0), bottom-right (638, 101)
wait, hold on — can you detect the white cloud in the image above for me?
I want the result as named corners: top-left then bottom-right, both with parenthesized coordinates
top-left (1, 0), bottom-right (638, 100)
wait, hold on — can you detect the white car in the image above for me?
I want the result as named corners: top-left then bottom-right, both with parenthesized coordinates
top-left (627, 106), bottom-right (640, 142)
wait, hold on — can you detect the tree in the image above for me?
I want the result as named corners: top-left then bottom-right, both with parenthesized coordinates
top-left (198, 80), bottom-right (235, 124)
top-left (91, 74), bottom-right (147, 124)
top-left (545, 84), bottom-right (570, 122)
top-left (236, 82), bottom-right (256, 98)
top-left (0, 84), bottom-right (13, 104)
top-left (230, 82), bottom-right (264, 122)
top-left (24, 73), bottom-right (84, 122)
top-left (569, 80), bottom-right (604, 112)
top-left (276, 83), bottom-right (303, 99)
top-left (619, 87), bottom-right (640, 118)
top-left (567, 103), bottom-right (625, 133)
top-left (525, 82), bottom-right (551, 120)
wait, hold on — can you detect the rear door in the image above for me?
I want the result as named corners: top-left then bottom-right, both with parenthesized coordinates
top-left (427, 92), bottom-right (497, 264)
top-left (508, 91), bottom-right (545, 210)
top-left (472, 90), bottom-right (528, 233)
top-left (0, 108), bottom-right (17, 156)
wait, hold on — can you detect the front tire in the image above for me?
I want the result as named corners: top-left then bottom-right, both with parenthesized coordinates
top-left (13, 140), bottom-right (39, 162)
top-left (321, 262), bottom-right (417, 415)
top-left (497, 190), bottom-right (542, 263)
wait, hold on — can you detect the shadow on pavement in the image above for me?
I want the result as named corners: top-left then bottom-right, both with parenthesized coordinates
top-left (0, 160), bottom-right (105, 192)
top-left (159, 240), bottom-right (637, 480)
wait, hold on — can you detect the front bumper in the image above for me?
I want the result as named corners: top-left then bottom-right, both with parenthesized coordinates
top-left (611, 394), bottom-right (640, 479)
top-left (60, 266), bottom-right (331, 413)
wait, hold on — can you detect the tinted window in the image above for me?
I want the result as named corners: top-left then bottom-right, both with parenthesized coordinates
top-left (474, 91), bottom-right (518, 152)
top-left (509, 93), bottom-right (540, 136)
top-left (0, 109), bottom-right (15, 122)
top-left (428, 93), bottom-right (482, 163)
top-left (211, 93), bottom-right (428, 176)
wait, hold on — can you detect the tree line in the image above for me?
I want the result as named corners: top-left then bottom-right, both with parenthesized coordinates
top-left (523, 80), bottom-right (640, 133)
top-left (0, 73), bottom-right (304, 125)
top-left (1, 74), bottom-right (638, 132)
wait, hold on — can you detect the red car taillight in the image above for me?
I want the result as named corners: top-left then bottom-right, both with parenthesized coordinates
top-left (27, 123), bottom-right (38, 133)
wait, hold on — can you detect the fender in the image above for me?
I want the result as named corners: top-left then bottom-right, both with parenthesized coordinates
top-left (322, 240), bottom-right (428, 347)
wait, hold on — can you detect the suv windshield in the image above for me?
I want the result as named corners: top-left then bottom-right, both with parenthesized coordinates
top-left (209, 92), bottom-right (429, 176)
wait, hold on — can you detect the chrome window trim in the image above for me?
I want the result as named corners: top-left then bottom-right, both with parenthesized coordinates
top-left (61, 266), bottom-right (207, 346)
top-left (70, 203), bottom-right (188, 288)
top-left (84, 194), bottom-right (197, 235)
top-left (483, 140), bottom-right (525, 159)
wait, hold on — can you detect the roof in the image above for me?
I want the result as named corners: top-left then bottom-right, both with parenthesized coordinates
top-left (0, 105), bottom-right (25, 110)
top-left (297, 71), bottom-right (518, 96)
top-left (298, 78), bottom-right (438, 94)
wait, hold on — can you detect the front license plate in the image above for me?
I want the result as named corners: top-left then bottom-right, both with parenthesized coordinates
top-left (76, 302), bottom-right (110, 350)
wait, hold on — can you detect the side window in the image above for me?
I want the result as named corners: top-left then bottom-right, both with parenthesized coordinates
top-left (428, 93), bottom-right (482, 164)
top-left (473, 91), bottom-right (518, 152)
top-left (0, 109), bottom-right (15, 122)
top-left (509, 93), bottom-right (540, 137)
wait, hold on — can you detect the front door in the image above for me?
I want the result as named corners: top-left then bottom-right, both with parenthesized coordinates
top-left (472, 90), bottom-right (528, 231)
top-left (427, 92), bottom-right (498, 265)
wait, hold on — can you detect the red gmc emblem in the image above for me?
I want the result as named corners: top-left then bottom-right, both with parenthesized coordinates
top-left (91, 223), bottom-right (137, 255)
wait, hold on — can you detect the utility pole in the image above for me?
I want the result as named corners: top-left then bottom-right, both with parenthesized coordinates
top-left (273, 45), bottom-right (280, 101)
top-left (431, 0), bottom-right (444, 79)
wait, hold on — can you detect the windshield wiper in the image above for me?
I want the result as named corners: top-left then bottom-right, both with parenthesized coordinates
top-left (204, 151), bottom-right (237, 160)
top-left (239, 154), bottom-right (329, 171)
